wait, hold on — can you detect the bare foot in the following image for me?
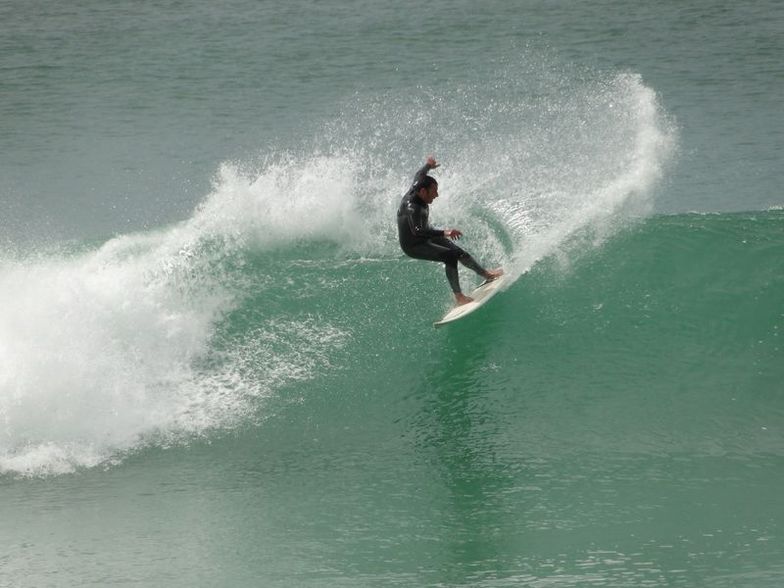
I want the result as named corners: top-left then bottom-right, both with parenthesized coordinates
top-left (483, 268), bottom-right (504, 282)
top-left (455, 292), bottom-right (474, 306)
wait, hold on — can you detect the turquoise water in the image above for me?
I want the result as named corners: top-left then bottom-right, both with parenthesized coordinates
top-left (2, 1), bottom-right (783, 586)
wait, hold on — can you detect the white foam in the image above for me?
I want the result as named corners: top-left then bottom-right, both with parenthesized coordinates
top-left (0, 246), bottom-right (211, 476)
top-left (448, 72), bottom-right (678, 281)
top-left (0, 63), bottom-right (677, 477)
top-left (0, 160), bottom-right (356, 476)
top-left (194, 154), bottom-right (372, 252)
top-left (318, 64), bottom-right (677, 289)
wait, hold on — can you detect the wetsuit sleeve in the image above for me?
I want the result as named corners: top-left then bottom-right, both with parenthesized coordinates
top-left (406, 214), bottom-right (443, 238)
top-left (411, 163), bottom-right (434, 187)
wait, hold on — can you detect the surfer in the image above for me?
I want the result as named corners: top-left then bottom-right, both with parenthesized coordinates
top-left (397, 156), bottom-right (503, 306)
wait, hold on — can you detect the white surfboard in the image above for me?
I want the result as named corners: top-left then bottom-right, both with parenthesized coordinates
top-left (434, 275), bottom-right (507, 327)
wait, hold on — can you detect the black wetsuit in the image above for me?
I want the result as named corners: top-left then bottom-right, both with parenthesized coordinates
top-left (397, 163), bottom-right (487, 293)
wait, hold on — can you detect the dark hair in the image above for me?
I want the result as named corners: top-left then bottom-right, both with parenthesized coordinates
top-left (415, 175), bottom-right (438, 191)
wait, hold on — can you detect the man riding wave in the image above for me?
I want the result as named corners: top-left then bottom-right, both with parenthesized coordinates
top-left (397, 156), bottom-right (503, 306)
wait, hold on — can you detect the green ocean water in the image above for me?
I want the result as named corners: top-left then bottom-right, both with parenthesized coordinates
top-left (2, 1), bottom-right (784, 586)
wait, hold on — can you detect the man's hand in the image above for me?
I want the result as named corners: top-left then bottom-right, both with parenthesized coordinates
top-left (445, 229), bottom-right (463, 240)
top-left (426, 155), bottom-right (439, 169)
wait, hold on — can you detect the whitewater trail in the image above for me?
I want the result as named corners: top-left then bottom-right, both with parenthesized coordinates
top-left (0, 68), bottom-right (676, 477)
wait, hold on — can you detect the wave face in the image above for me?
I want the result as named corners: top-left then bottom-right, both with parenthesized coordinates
top-left (510, 210), bottom-right (784, 457)
top-left (1, 69), bottom-right (686, 476)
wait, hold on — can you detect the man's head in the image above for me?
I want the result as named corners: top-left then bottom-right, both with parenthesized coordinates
top-left (416, 176), bottom-right (439, 204)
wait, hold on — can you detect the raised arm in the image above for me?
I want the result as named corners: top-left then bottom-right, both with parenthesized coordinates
top-left (411, 155), bottom-right (439, 187)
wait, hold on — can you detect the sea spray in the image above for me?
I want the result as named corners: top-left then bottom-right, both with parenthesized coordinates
top-left (0, 60), bottom-right (677, 476)
top-left (319, 66), bottom-right (677, 284)
top-left (0, 162), bottom-right (356, 477)
top-left (0, 244), bottom-right (224, 475)
top-left (500, 72), bottom-right (678, 276)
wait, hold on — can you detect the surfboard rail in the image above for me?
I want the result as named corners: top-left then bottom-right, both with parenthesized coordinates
top-left (433, 275), bottom-right (507, 327)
